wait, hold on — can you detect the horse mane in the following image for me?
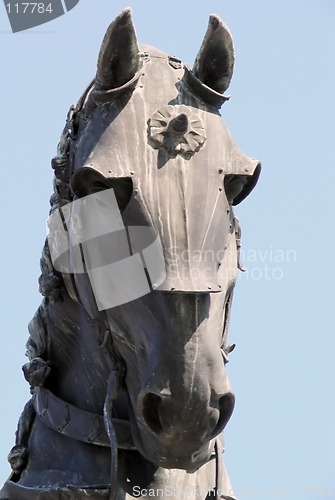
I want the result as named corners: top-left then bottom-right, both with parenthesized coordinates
top-left (28, 82), bottom-right (96, 364)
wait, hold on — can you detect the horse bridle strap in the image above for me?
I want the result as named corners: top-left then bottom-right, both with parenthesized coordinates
top-left (33, 387), bottom-right (135, 450)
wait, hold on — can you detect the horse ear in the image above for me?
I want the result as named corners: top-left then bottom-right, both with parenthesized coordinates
top-left (96, 8), bottom-right (140, 90)
top-left (193, 15), bottom-right (235, 94)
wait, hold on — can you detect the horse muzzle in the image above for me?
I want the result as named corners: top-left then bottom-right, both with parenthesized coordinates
top-left (130, 387), bottom-right (235, 471)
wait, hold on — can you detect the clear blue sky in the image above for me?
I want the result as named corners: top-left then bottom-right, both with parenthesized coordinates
top-left (0, 1), bottom-right (334, 498)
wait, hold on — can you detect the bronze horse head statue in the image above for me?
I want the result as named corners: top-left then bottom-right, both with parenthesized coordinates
top-left (1, 9), bottom-right (260, 500)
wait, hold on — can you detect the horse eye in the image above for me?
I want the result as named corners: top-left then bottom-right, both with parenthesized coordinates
top-left (224, 174), bottom-right (249, 204)
top-left (70, 168), bottom-right (133, 213)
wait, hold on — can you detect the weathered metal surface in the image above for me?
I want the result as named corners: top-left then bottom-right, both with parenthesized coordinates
top-left (1, 8), bottom-right (260, 500)
top-left (72, 44), bottom-right (259, 293)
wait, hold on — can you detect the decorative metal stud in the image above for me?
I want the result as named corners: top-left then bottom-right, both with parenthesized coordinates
top-left (148, 104), bottom-right (206, 159)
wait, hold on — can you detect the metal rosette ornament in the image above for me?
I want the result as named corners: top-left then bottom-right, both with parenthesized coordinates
top-left (148, 105), bottom-right (207, 159)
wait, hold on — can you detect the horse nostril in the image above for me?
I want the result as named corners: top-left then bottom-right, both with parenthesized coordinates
top-left (142, 393), bottom-right (164, 434)
top-left (211, 393), bottom-right (235, 437)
